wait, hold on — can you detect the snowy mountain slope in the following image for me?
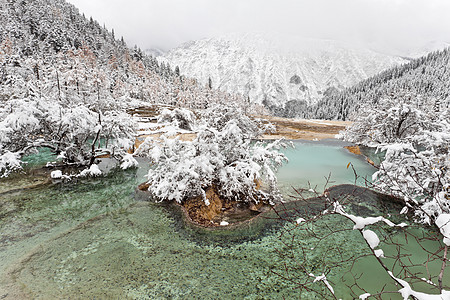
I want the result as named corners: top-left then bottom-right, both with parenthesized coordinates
top-left (145, 48), bottom-right (166, 57)
top-left (406, 41), bottom-right (450, 59)
top-left (312, 47), bottom-right (450, 120)
top-left (160, 33), bottom-right (407, 107)
top-left (0, 0), bottom-right (250, 114)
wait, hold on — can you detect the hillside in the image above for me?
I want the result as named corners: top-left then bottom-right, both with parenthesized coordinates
top-left (0, 0), bottom-right (252, 176)
top-left (309, 47), bottom-right (450, 120)
top-left (0, 0), bottom-right (247, 110)
top-left (160, 33), bottom-right (406, 110)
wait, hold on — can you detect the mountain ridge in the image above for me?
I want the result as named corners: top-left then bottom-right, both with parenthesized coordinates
top-left (309, 47), bottom-right (450, 120)
top-left (160, 33), bottom-right (407, 108)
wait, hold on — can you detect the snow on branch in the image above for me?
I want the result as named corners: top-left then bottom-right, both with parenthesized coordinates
top-left (0, 95), bottom-right (138, 177)
top-left (336, 91), bottom-right (450, 298)
top-left (332, 201), bottom-right (408, 230)
top-left (136, 105), bottom-right (288, 205)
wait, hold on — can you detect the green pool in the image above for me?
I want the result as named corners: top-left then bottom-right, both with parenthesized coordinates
top-left (0, 141), bottom-right (445, 299)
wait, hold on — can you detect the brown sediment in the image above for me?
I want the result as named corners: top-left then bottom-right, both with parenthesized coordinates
top-left (344, 145), bottom-right (376, 167)
top-left (181, 183), bottom-right (273, 227)
top-left (133, 116), bottom-right (351, 145)
top-left (182, 186), bottom-right (229, 226)
top-left (257, 116), bottom-right (352, 141)
top-left (137, 182), bottom-right (272, 228)
top-left (130, 106), bottom-right (352, 144)
top-left (344, 145), bottom-right (362, 155)
top-left (179, 196), bottom-right (271, 228)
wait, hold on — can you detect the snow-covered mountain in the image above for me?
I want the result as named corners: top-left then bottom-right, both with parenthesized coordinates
top-left (406, 41), bottom-right (450, 59)
top-left (145, 48), bottom-right (166, 57)
top-left (312, 47), bottom-right (450, 120)
top-left (160, 33), bottom-right (407, 108)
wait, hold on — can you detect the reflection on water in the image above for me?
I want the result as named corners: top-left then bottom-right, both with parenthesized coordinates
top-left (0, 141), bottom-right (445, 299)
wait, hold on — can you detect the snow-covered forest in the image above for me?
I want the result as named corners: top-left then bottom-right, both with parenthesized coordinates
top-left (304, 48), bottom-right (450, 120)
top-left (0, 0), bottom-right (265, 176)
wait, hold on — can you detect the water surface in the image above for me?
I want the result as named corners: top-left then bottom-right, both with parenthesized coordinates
top-left (0, 141), bottom-right (445, 299)
top-left (277, 139), bottom-right (376, 196)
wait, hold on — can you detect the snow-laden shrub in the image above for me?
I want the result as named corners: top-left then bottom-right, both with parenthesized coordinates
top-left (0, 150), bottom-right (22, 178)
top-left (373, 142), bottom-right (449, 224)
top-left (199, 105), bottom-right (266, 138)
top-left (341, 92), bottom-right (450, 225)
top-left (157, 107), bottom-right (196, 131)
top-left (339, 93), bottom-right (435, 146)
top-left (78, 164), bottom-right (102, 177)
top-left (0, 95), bottom-right (138, 177)
top-left (137, 106), bottom-right (287, 205)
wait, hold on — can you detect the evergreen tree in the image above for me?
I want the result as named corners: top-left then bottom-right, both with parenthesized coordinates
top-left (308, 48), bottom-right (450, 120)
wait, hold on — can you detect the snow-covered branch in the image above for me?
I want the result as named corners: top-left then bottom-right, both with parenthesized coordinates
top-left (0, 95), bottom-right (137, 177)
top-left (136, 105), bottom-right (288, 205)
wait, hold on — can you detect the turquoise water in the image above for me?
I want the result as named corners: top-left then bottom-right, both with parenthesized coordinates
top-left (277, 140), bottom-right (376, 196)
top-left (21, 147), bottom-right (58, 168)
top-left (0, 141), bottom-right (446, 299)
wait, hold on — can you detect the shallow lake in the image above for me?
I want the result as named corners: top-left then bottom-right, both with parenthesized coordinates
top-left (277, 139), bottom-right (376, 196)
top-left (0, 140), bottom-right (445, 299)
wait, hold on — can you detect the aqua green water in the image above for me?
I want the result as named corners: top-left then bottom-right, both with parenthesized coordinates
top-left (21, 147), bottom-right (58, 168)
top-left (0, 142), bottom-right (445, 299)
top-left (277, 140), bottom-right (376, 197)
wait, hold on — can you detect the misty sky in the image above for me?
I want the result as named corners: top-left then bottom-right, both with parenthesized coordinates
top-left (67, 0), bottom-right (450, 54)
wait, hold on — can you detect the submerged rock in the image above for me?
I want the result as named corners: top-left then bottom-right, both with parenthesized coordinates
top-left (136, 183), bottom-right (273, 228)
top-left (138, 182), bottom-right (151, 191)
top-left (0, 172), bottom-right (50, 195)
top-left (183, 186), bottom-right (226, 226)
top-left (181, 186), bottom-right (272, 227)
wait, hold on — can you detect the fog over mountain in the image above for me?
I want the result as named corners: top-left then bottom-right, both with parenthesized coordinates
top-left (67, 0), bottom-right (450, 56)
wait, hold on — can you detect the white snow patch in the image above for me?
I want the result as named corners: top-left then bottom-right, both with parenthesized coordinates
top-left (359, 293), bottom-right (371, 300)
top-left (120, 154), bottom-right (138, 170)
top-left (420, 278), bottom-right (437, 286)
top-left (400, 206), bottom-right (408, 214)
top-left (363, 230), bottom-right (380, 249)
top-left (296, 217), bottom-right (306, 224)
top-left (436, 214), bottom-right (450, 246)
top-left (220, 221), bottom-right (229, 226)
top-left (57, 151), bottom-right (66, 160)
top-left (79, 164), bottom-right (102, 177)
top-left (374, 249), bottom-right (384, 258)
top-left (51, 170), bottom-right (62, 179)
top-left (333, 202), bottom-right (408, 230)
top-left (388, 271), bottom-right (450, 300)
top-left (310, 273), bottom-right (334, 295)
